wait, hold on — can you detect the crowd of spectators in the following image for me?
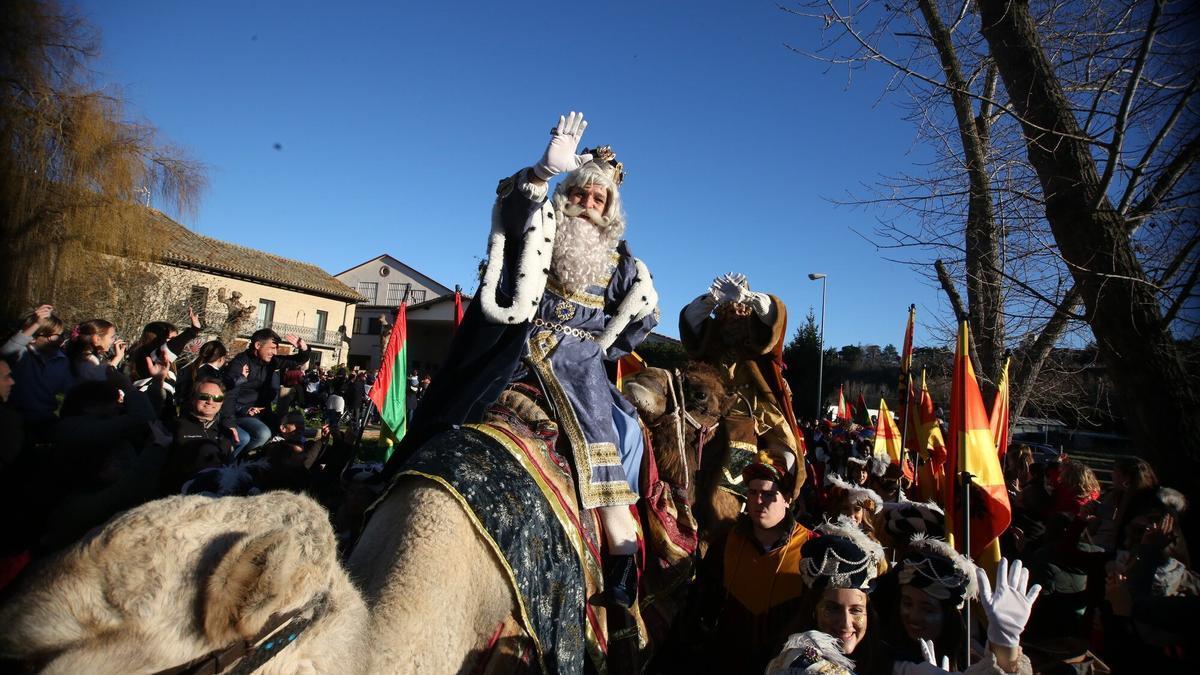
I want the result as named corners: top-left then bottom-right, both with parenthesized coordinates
top-left (0, 304), bottom-right (399, 589)
top-left (0, 303), bottom-right (1192, 673)
top-left (674, 418), bottom-right (1194, 673)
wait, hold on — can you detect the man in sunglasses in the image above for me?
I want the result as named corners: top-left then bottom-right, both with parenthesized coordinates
top-left (173, 378), bottom-right (237, 460)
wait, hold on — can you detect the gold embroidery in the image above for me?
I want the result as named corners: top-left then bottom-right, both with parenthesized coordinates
top-left (547, 278), bottom-right (605, 309)
top-left (729, 440), bottom-right (758, 454)
top-left (527, 333), bottom-right (637, 508)
top-left (589, 442), bottom-right (621, 465)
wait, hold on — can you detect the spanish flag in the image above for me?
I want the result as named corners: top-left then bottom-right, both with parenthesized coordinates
top-left (913, 370), bottom-right (947, 502)
top-left (615, 352), bottom-right (647, 392)
top-left (944, 321), bottom-right (1010, 560)
top-left (874, 399), bottom-right (905, 467)
top-left (990, 356), bottom-right (1011, 459)
top-left (837, 385), bottom-right (851, 422)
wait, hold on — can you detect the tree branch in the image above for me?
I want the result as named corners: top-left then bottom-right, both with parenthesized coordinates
top-left (1125, 130), bottom-right (1200, 231)
top-left (1093, 0), bottom-right (1165, 212)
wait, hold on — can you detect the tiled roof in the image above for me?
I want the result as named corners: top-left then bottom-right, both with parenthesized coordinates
top-left (142, 210), bottom-right (365, 302)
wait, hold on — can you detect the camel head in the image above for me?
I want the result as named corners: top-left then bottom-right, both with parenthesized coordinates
top-left (679, 361), bottom-right (733, 425)
top-left (0, 493), bottom-right (368, 674)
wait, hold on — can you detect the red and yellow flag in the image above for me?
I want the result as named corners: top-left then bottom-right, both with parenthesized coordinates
top-left (944, 321), bottom-right (1011, 559)
top-left (837, 385), bottom-right (851, 422)
top-left (874, 399), bottom-right (905, 466)
top-left (615, 352), bottom-right (647, 392)
top-left (913, 370), bottom-right (946, 502)
top-left (990, 356), bottom-right (1011, 459)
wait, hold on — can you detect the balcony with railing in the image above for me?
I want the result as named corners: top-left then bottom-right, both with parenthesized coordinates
top-left (242, 319), bottom-right (342, 347)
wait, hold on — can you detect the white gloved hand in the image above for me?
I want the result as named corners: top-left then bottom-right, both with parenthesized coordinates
top-left (976, 557), bottom-right (1042, 648)
top-left (532, 111), bottom-right (593, 181)
top-left (919, 639), bottom-right (951, 671)
top-left (712, 273), bottom-right (748, 304)
top-left (746, 291), bottom-right (773, 318)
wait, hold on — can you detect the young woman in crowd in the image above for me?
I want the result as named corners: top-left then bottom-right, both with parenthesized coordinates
top-left (127, 309), bottom-right (203, 417)
top-left (175, 339), bottom-right (228, 406)
top-left (1092, 456), bottom-right (1158, 552)
top-left (772, 515), bottom-right (1040, 674)
top-left (1052, 460), bottom-right (1101, 519)
top-left (828, 474), bottom-right (889, 572)
top-left (64, 319), bottom-right (124, 381)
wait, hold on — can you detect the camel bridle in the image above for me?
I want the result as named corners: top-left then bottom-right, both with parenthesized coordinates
top-left (151, 592), bottom-right (330, 675)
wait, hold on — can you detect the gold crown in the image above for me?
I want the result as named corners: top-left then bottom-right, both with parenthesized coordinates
top-left (582, 145), bottom-right (625, 186)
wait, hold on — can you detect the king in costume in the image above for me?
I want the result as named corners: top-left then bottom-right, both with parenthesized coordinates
top-left (393, 111), bottom-right (658, 602)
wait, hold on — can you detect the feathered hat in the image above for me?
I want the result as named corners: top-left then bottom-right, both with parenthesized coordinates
top-left (764, 631), bottom-right (857, 675)
top-left (744, 450), bottom-right (795, 496)
top-left (882, 498), bottom-right (946, 541)
top-left (799, 516), bottom-right (886, 592)
top-left (895, 534), bottom-right (978, 609)
top-left (826, 473), bottom-right (884, 514)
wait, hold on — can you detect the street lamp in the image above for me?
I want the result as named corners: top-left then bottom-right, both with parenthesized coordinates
top-left (809, 273), bottom-right (827, 421)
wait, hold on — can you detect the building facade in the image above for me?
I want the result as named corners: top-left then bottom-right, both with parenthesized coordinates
top-left (134, 212), bottom-right (363, 368)
top-left (334, 255), bottom-right (454, 370)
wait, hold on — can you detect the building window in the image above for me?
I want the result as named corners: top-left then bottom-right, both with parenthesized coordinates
top-left (315, 310), bottom-right (328, 342)
top-left (367, 317), bottom-right (382, 335)
top-left (257, 299), bottom-right (275, 328)
top-left (353, 317), bottom-right (363, 334)
top-left (409, 289), bottom-right (427, 304)
top-left (189, 286), bottom-right (209, 323)
top-left (357, 282), bottom-right (378, 304)
top-left (386, 282), bottom-right (409, 305)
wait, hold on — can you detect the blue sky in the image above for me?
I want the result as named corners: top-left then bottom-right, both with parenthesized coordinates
top-left (77, 0), bottom-right (951, 348)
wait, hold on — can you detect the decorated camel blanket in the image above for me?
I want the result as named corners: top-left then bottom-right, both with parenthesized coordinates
top-left (398, 421), bottom-right (609, 675)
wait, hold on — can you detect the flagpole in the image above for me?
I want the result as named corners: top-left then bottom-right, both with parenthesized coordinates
top-left (962, 469), bottom-right (973, 667)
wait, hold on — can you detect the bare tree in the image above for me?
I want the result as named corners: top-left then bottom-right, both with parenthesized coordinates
top-left (0, 0), bottom-right (206, 322)
top-left (783, 1), bottom-right (1198, 466)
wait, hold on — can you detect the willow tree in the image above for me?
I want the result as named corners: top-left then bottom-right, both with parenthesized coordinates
top-left (0, 0), bottom-right (205, 325)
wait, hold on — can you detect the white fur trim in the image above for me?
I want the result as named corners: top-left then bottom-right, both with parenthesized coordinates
top-left (596, 257), bottom-right (657, 352)
top-left (1159, 487), bottom-right (1188, 515)
top-left (478, 172), bottom-right (557, 325)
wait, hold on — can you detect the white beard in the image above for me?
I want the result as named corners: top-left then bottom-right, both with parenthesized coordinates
top-left (550, 212), bottom-right (620, 294)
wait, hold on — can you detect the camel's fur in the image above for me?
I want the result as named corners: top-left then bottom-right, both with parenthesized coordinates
top-left (348, 479), bottom-right (516, 674)
top-left (0, 493), bottom-right (368, 675)
top-left (348, 365), bottom-right (736, 674)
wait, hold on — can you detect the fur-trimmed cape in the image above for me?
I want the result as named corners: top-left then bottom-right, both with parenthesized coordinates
top-left (380, 168), bottom-right (657, 473)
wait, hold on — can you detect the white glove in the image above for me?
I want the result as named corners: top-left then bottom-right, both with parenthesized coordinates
top-left (746, 291), bottom-right (773, 318)
top-left (532, 111), bottom-right (593, 181)
top-left (712, 273), bottom-right (748, 303)
top-left (919, 638), bottom-right (951, 671)
top-left (976, 557), bottom-right (1041, 648)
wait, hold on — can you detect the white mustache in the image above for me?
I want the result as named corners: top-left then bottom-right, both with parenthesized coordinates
top-left (559, 202), bottom-right (607, 228)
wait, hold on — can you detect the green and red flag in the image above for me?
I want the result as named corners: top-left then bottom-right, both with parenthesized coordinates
top-left (853, 391), bottom-right (873, 427)
top-left (944, 320), bottom-right (1010, 561)
top-left (990, 356), bottom-right (1011, 460)
top-left (369, 303), bottom-right (408, 441)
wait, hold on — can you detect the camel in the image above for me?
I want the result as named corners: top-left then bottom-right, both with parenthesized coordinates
top-left (347, 364), bottom-right (735, 674)
top-left (0, 492), bottom-right (369, 675)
